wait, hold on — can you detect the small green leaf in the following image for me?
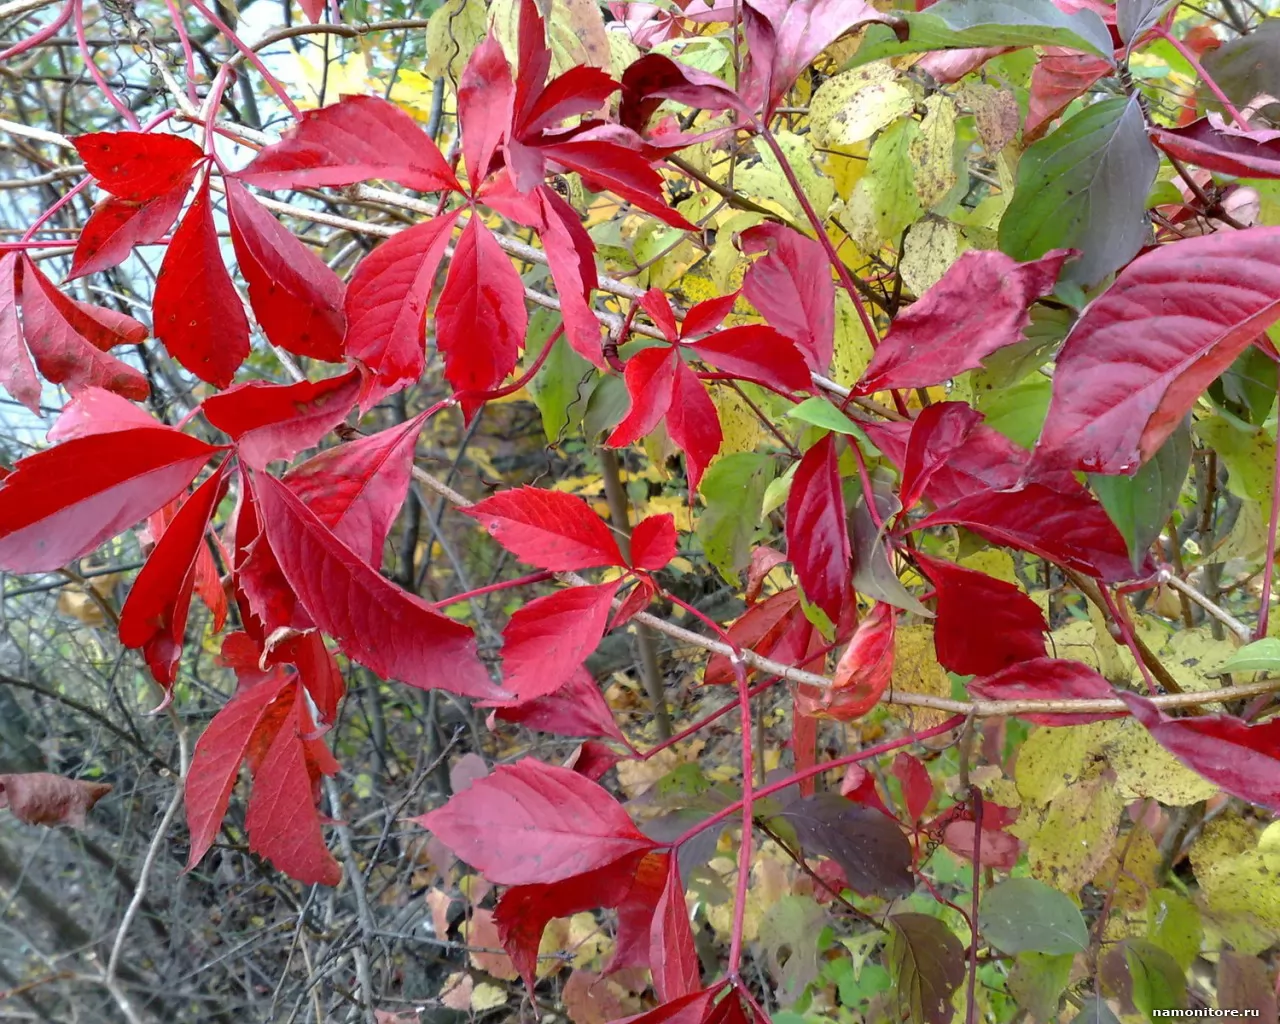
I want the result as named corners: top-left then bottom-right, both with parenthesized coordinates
top-left (1008, 951), bottom-right (1074, 1020)
top-left (696, 453), bottom-right (774, 585)
top-left (762, 461), bottom-right (798, 518)
top-left (787, 398), bottom-right (865, 437)
top-left (1101, 939), bottom-right (1187, 1017)
top-left (527, 319), bottom-right (592, 444)
top-left (1209, 345), bottom-right (1278, 427)
top-left (1216, 638), bottom-right (1280, 675)
top-left (1090, 420), bottom-right (1191, 574)
top-left (978, 877), bottom-right (1090, 955)
top-left (1147, 888), bottom-right (1202, 971)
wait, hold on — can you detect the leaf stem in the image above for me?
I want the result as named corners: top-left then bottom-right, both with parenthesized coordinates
top-left (1154, 25), bottom-right (1250, 129)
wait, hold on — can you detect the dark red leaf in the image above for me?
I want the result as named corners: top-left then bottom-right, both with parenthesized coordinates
top-left (494, 850), bottom-right (654, 991)
top-left (19, 256), bottom-right (149, 400)
top-left (914, 483), bottom-right (1140, 582)
top-left (607, 346), bottom-right (678, 447)
top-left (464, 486), bottom-right (625, 570)
top-left (0, 772), bottom-right (112, 829)
top-left (785, 435), bottom-right (849, 624)
top-left (499, 582), bottom-right (620, 702)
top-left (1025, 48), bottom-right (1113, 140)
top-left (458, 34), bottom-right (514, 186)
top-left (491, 666), bottom-right (627, 743)
top-left (667, 360), bottom-right (722, 491)
top-left (72, 130), bottom-right (204, 201)
top-left (1035, 225), bottom-right (1280, 475)
top-left (186, 670), bottom-right (293, 869)
top-left (915, 553), bottom-right (1047, 676)
top-left (630, 512), bottom-right (676, 570)
top-left (244, 687), bottom-right (343, 886)
top-left (968, 658), bottom-right (1122, 725)
top-left (705, 588), bottom-right (802, 683)
top-left (856, 250), bottom-right (1071, 394)
top-left (225, 179), bottom-right (345, 362)
top-left (435, 218), bottom-right (528, 393)
top-left (237, 95), bottom-right (460, 194)
top-left (344, 211), bottom-right (460, 395)
top-left (253, 472), bottom-right (502, 700)
top-left (69, 179), bottom-right (193, 280)
top-left (567, 739), bottom-right (624, 781)
top-left (611, 577), bottom-right (656, 629)
top-left (283, 412), bottom-right (426, 566)
top-left (740, 224), bottom-right (833, 374)
top-left (416, 757), bottom-right (657, 884)
top-left (611, 849), bottom-right (670, 973)
top-left (795, 601), bottom-right (895, 721)
top-left (620, 54), bottom-right (748, 136)
top-left (48, 386), bottom-right (163, 442)
top-left (152, 179), bottom-right (250, 388)
top-left (536, 186), bottom-right (604, 365)
top-left (0, 253), bottom-right (39, 413)
top-left (650, 854), bottom-right (701, 1001)
top-left (899, 402), bottom-right (983, 511)
top-left (1119, 692), bottom-right (1280, 810)
top-left (691, 324), bottom-right (812, 392)
top-left (773, 791), bottom-right (914, 898)
top-left (539, 136), bottom-right (696, 230)
top-left (201, 369), bottom-right (361, 468)
top-left (520, 65), bottom-right (618, 140)
top-left (119, 463), bottom-right (229, 689)
top-left (0, 427), bottom-right (220, 572)
top-left (1151, 116), bottom-right (1280, 179)
top-left (615, 987), bottom-right (722, 1024)
top-left (891, 752), bottom-right (933, 822)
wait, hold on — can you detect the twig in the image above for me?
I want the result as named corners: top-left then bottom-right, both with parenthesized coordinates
top-left (1159, 570), bottom-right (1253, 642)
top-left (323, 778), bottom-right (378, 1024)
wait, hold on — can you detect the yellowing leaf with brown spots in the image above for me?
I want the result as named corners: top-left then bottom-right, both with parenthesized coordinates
top-left (1190, 816), bottom-right (1280, 954)
top-left (888, 624), bottom-right (952, 729)
top-left (911, 95), bottom-right (959, 211)
top-left (1105, 718), bottom-right (1220, 806)
top-left (1025, 769), bottom-right (1123, 894)
top-left (1014, 721), bottom-right (1120, 807)
top-left (899, 220), bottom-right (963, 296)
top-left (811, 66), bottom-right (918, 148)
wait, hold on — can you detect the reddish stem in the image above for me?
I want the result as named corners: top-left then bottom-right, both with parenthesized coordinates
top-left (963, 791), bottom-right (983, 1024)
top-left (727, 657), bottom-right (755, 976)
top-left (0, 0), bottom-right (71, 62)
top-left (671, 715), bottom-right (965, 849)
top-left (1155, 26), bottom-right (1249, 129)
top-left (459, 324), bottom-right (565, 403)
top-left (432, 570), bottom-right (557, 610)
top-left (1098, 587), bottom-right (1159, 696)
top-left (636, 676), bottom-right (782, 761)
top-left (189, 0), bottom-right (303, 120)
top-left (73, 0), bottom-right (139, 128)
top-left (162, 0), bottom-right (201, 108)
top-left (665, 591), bottom-right (736, 644)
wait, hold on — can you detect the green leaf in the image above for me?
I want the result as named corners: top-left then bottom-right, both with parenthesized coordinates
top-left (978, 877), bottom-right (1090, 955)
top-left (526, 318), bottom-right (592, 444)
top-left (787, 398), bottom-right (865, 437)
top-left (762, 461), bottom-right (798, 518)
top-left (581, 373), bottom-right (629, 441)
top-left (1090, 420), bottom-right (1191, 574)
top-left (1209, 345), bottom-right (1278, 427)
top-left (1101, 939), bottom-right (1187, 1017)
top-left (999, 96), bottom-right (1158, 288)
top-left (1008, 951), bottom-right (1073, 1020)
top-left (1216, 638), bottom-right (1280, 675)
top-left (886, 913), bottom-right (966, 1024)
top-left (1146, 888), bottom-right (1202, 971)
top-left (978, 376), bottom-right (1052, 449)
top-left (1076, 996), bottom-right (1123, 1024)
top-left (1195, 415), bottom-right (1276, 506)
top-left (696, 453), bottom-right (774, 585)
top-left (845, 0), bottom-right (1115, 70)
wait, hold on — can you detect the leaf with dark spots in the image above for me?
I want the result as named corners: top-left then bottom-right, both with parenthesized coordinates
top-left (771, 791), bottom-right (914, 898)
top-left (72, 130), bottom-right (204, 201)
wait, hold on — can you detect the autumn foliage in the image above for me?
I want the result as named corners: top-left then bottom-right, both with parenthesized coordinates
top-left (5, 0), bottom-right (1280, 1021)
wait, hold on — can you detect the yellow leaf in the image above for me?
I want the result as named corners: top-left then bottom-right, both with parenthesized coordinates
top-left (1014, 721), bottom-right (1120, 807)
top-left (1104, 718), bottom-right (1219, 806)
top-left (709, 383), bottom-right (767, 457)
top-left (1190, 814), bottom-right (1280, 954)
top-left (887, 624), bottom-right (951, 729)
top-left (490, 0), bottom-right (610, 74)
top-left (737, 132), bottom-right (835, 226)
top-left (423, 0), bottom-right (488, 81)
top-left (911, 94), bottom-right (959, 211)
top-left (831, 290), bottom-right (874, 388)
top-left (471, 982), bottom-right (509, 1012)
top-left (811, 66), bottom-right (917, 147)
top-left (958, 548), bottom-right (1020, 586)
top-left (1093, 826), bottom-right (1161, 912)
top-left (284, 49), bottom-right (378, 109)
top-left (1026, 769), bottom-right (1124, 893)
top-left (956, 81), bottom-right (1021, 154)
top-left (899, 219), bottom-right (963, 295)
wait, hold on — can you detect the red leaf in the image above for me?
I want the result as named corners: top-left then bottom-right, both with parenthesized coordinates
top-left (458, 34), bottom-right (515, 186)
top-left (344, 210), bottom-right (460, 394)
top-left (519, 65), bottom-right (618, 139)
top-left (494, 851), bottom-right (654, 991)
top-left (841, 763), bottom-right (892, 817)
top-left (667, 360), bottom-right (722, 492)
top-left (416, 757), bottom-right (657, 884)
top-left (620, 54), bottom-right (748, 136)
top-left (607, 346), bottom-right (678, 446)
top-left (1119, 693), bottom-right (1280, 810)
top-left (500, 582), bottom-right (620, 702)
top-left (785, 435), bottom-right (849, 623)
top-left (283, 412), bottom-right (425, 566)
top-left (915, 483), bottom-right (1139, 582)
top-left (1151, 117), bottom-right (1280, 179)
top-left (891, 752), bottom-right (932, 822)
top-left (266, 630), bottom-right (346, 727)
top-left (740, 224), bottom-right (833, 374)
top-left (915, 553), bottom-right (1047, 676)
top-left (615, 988), bottom-right (722, 1024)
top-left (200, 369), bottom-right (361, 468)
top-left (0, 428), bottom-right (220, 572)
top-left (641, 288), bottom-right (680, 342)
top-left (705, 588), bottom-right (802, 683)
top-left (464, 486), bottom-right (625, 570)
top-left (681, 292), bottom-right (740, 339)
top-left (539, 136), bottom-right (696, 230)
top-left (185, 670), bottom-right (292, 868)
top-left (691, 324), bottom-right (811, 391)
top-left (491, 666), bottom-right (627, 743)
top-left (244, 687), bottom-right (343, 886)
top-left (225, 180), bottom-right (345, 362)
top-left (611, 576), bottom-right (656, 629)
top-left (72, 130), bottom-right (204, 201)
top-left (536, 186), bottom-right (604, 365)
top-left (435, 218), bottom-right (528, 393)
top-left (153, 179), bottom-right (250, 388)
top-left (0, 253), bottom-right (39, 413)
top-left (230, 469), bottom-right (299, 637)
top-left (795, 602), bottom-right (895, 721)
top-left (968, 658), bottom-right (1122, 725)
top-left (299, 0), bottom-right (326, 21)
top-left (567, 739), bottom-right (624, 782)
top-left (69, 180), bottom-right (193, 280)
top-left (0, 772), bottom-right (112, 829)
top-left (48, 387), bottom-right (163, 442)
top-left (856, 250), bottom-right (1071, 394)
top-left (237, 95), bottom-right (460, 193)
top-left (899, 402), bottom-right (983, 510)
top-left (630, 513), bottom-right (676, 570)
top-left (650, 855), bottom-right (701, 1001)
top-left (1035, 226), bottom-right (1280, 474)
top-left (746, 545), bottom-right (787, 603)
top-left (943, 821), bottom-right (1021, 869)
top-left (1025, 48), bottom-right (1112, 140)
top-left (19, 256), bottom-right (149, 400)
top-left (119, 463), bottom-right (229, 688)
top-left (253, 472), bottom-right (502, 700)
